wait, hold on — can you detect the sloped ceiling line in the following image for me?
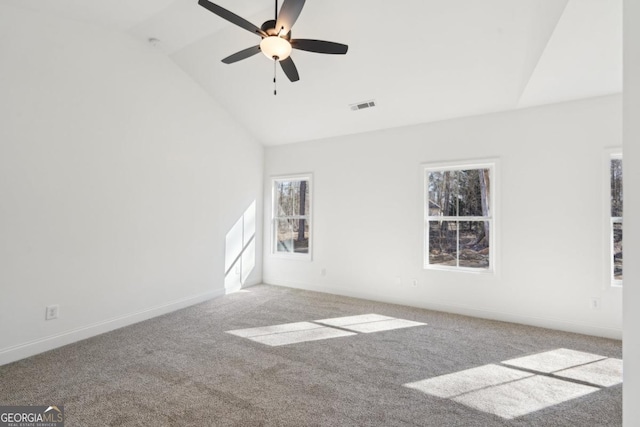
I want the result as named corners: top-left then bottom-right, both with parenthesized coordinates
top-left (2, 0), bottom-right (623, 146)
top-left (517, 0), bottom-right (623, 108)
top-left (514, 0), bottom-right (570, 107)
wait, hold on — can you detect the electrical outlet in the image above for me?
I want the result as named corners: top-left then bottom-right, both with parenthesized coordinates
top-left (45, 305), bottom-right (59, 320)
top-left (321, 268), bottom-right (327, 277)
top-left (411, 278), bottom-right (418, 287)
top-left (590, 297), bottom-right (601, 310)
top-left (394, 277), bottom-right (401, 286)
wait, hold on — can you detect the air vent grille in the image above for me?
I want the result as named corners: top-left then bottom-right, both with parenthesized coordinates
top-left (350, 100), bottom-right (376, 111)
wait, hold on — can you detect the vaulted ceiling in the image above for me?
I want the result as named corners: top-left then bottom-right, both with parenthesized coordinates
top-left (6, 0), bottom-right (622, 145)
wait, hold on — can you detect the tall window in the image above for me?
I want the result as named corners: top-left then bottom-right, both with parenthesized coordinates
top-left (272, 175), bottom-right (311, 257)
top-left (424, 162), bottom-right (494, 272)
top-left (610, 156), bottom-right (623, 285)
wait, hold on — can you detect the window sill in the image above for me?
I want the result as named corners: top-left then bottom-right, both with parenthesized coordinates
top-left (424, 265), bottom-right (495, 275)
top-left (271, 252), bottom-right (312, 261)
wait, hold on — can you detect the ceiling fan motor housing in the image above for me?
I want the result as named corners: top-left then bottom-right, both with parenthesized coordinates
top-left (261, 20), bottom-right (291, 39)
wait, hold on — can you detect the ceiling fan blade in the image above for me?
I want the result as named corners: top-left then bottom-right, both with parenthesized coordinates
top-left (292, 39), bottom-right (348, 55)
top-left (222, 45), bottom-right (261, 64)
top-left (280, 57), bottom-right (300, 82)
top-left (275, 0), bottom-right (306, 35)
top-left (198, 0), bottom-right (266, 37)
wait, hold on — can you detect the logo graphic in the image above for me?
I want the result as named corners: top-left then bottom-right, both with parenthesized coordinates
top-left (0, 405), bottom-right (64, 427)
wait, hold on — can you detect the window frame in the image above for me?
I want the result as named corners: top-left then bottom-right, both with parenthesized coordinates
top-left (271, 173), bottom-right (313, 260)
top-left (608, 152), bottom-right (623, 287)
top-left (423, 159), bottom-right (497, 274)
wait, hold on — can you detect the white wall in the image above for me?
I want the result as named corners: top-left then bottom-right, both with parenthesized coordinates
top-left (0, 4), bottom-right (263, 365)
top-left (264, 95), bottom-right (622, 339)
top-left (623, 0), bottom-right (639, 423)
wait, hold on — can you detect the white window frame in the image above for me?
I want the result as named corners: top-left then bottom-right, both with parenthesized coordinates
top-left (271, 173), bottom-right (313, 260)
top-left (423, 159), bottom-right (497, 274)
top-left (608, 152), bottom-right (623, 287)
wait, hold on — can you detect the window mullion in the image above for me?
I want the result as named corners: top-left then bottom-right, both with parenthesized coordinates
top-left (456, 220), bottom-right (460, 268)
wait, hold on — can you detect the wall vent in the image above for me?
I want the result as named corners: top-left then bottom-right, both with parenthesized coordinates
top-left (349, 100), bottom-right (376, 111)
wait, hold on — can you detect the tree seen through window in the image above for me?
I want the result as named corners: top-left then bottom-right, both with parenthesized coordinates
top-left (426, 167), bottom-right (492, 270)
top-left (274, 177), bottom-right (310, 255)
top-left (611, 157), bottom-right (622, 283)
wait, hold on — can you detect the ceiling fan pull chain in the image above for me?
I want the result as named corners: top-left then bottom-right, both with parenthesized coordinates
top-left (273, 58), bottom-right (277, 95)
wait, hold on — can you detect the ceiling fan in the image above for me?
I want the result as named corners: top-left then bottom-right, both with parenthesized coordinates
top-left (198, 0), bottom-right (348, 90)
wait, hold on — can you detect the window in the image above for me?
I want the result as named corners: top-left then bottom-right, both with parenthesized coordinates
top-left (424, 161), bottom-right (494, 272)
top-left (610, 155), bottom-right (623, 285)
top-left (272, 175), bottom-right (311, 257)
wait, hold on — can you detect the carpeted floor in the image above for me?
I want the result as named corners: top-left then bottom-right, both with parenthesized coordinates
top-left (0, 284), bottom-right (622, 426)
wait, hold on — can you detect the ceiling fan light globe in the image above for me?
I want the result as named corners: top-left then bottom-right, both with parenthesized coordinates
top-left (260, 36), bottom-right (292, 61)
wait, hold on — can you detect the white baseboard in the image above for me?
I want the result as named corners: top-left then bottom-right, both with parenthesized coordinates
top-left (266, 279), bottom-right (623, 340)
top-left (0, 288), bottom-right (226, 366)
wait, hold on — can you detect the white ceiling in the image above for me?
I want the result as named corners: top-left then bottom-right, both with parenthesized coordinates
top-left (6, 0), bottom-right (622, 146)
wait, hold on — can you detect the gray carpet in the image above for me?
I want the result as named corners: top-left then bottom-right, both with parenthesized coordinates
top-left (0, 285), bottom-right (622, 426)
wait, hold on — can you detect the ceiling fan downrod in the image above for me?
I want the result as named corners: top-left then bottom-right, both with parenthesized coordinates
top-left (273, 0), bottom-right (279, 95)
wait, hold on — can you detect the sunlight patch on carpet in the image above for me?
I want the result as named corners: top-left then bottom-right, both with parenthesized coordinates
top-left (316, 314), bottom-right (426, 333)
top-left (226, 322), bottom-right (356, 346)
top-left (405, 364), bottom-right (532, 398)
top-left (226, 314), bottom-right (426, 346)
top-left (243, 327), bottom-right (356, 346)
top-left (453, 375), bottom-right (598, 419)
top-left (502, 348), bottom-right (606, 373)
top-left (316, 314), bottom-right (395, 326)
top-left (555, 358), bottom-right (623, 387)
top-left (404, 348), bottom-right (622, 420)
top-left (227, 322), bottom-right (323, 338)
